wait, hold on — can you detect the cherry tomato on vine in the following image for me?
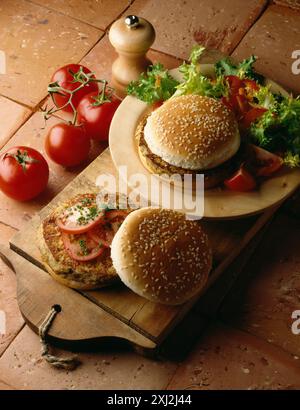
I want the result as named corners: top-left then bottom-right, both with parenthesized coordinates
top-left (45, 123), bottom-right (91, 167)
top-left (0, 146), bottom-right (49, 201)
top-left (50, 64), bottom-right (98, 113)
top-left (77, 91), bottom-right (121, 141)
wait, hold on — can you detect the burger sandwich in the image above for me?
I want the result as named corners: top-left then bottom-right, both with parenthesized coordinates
top-left (137, 94), bottom-right (241, 188)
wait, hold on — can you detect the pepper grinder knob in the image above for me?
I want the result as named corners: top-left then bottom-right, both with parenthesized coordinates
top-left (109, 15), bottom-right (156, 97)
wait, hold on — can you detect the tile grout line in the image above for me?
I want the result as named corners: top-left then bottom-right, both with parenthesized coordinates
top-left (102, 0), bottom-right (136, 32)
top-left (164, 320), bottom-right (300, 390)
top-left (229, 0), bottom-right (269, 56)
top-left (24, 0), bottom-right (106, 31)
top-left (30, 1), bottom-right (181, 112)
top-left (164, 363), bottom-right (183, 390)
top-left (0, 93), bottom-right (34, 111)
top-left (0, 220), bottom-right (19, 232)
top-left (2, 0), bottom-right (182, 112)
top-left (219, 320), bottom-right (300, 367)
top-left (0, 379), bottom-right (16, 390)
top-left (0, 323), bottom-right (26, 360)
top-left (0, 111), bottom-right (35, 153)
top-left (30, 30), bottom-right (107, 111)
top-left (25, 0), bottom-right (136, 32)
top-left (78, 0), bottom-right (136, 63)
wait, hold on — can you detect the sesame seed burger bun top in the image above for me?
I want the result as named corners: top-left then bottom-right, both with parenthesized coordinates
top-left (144, 94), bottom-right (240, 170)
top-left (111, 207), bottom-right (212, 305)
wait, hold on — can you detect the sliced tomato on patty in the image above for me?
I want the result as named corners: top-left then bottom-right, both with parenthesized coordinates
top-left (224, 165), bottom-right (256, 192)
top-left (61, 232), bottom-right (105, 262)
top-left (56, 197), bottom-right (105, 234)
top-left (106, 209), bottom-right (130, 235)
top-left (88, 209), bottom-right (129, 247)
top-left (87, 224), bottom-right (112, 248)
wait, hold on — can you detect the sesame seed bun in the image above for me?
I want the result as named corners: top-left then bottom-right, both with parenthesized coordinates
top-left (137, 116), bottom-right (241, 189)
top-left (143, 95), bottom-right (240, 171)
top-left (111, 207), bottom-right (212, 305)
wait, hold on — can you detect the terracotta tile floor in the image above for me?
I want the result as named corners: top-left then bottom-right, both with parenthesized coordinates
top-left (30, 0), bottom-right (132, 30)
top-left (0, 96), bottom-right (31, 149)
top-left (0, 0), bottom-right (300, 390)
top-left (233, 5), bottom-right (300, 94)
top-left (221, 212), bottom-right (300, 358)
top-left (0, 0), bottom-right (103, 108)
top-left (124, 0), bottom-right (268, 58)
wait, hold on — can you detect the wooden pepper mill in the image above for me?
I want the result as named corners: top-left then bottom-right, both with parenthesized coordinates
top-left (109, 15), bottom-right (155, 97)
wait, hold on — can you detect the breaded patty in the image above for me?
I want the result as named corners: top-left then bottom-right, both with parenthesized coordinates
top-left (38, 193), bottom-right (132, 290)
top-left (137, 116), bottom-right (241, 189)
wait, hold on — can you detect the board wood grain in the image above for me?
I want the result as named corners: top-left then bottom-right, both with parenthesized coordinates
top-left (0, 245), bottom-right (156, 350)
top-left (10, 148), bottom-right (279, 348)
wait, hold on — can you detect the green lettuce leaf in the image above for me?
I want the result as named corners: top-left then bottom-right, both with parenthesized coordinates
top-left (174, 45), bottom-right (227, 98)
top-left (252, 85), bottom-right (276, 109)
top-left (215, 55), bottom-right (264, 83)
top-left (126, 63), bottom-right (179, 104)
top-left (249, 96), bottom-right (300, 167)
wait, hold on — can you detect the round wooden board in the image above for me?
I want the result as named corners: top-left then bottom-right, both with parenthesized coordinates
top-left (109, 65), bottom-right (300, 219)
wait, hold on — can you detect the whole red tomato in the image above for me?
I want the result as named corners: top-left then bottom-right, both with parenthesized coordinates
top-left (50, 64), bottom-right (98, 113)
top-left (0, 146), bottom-right (49, 201)
top-left (77, 91), bottom-right (121, 141)
top-left (45, 123), bottom-right (91, 167)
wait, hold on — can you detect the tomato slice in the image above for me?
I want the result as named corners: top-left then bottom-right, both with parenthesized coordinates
top-left (251, 145), bottom-right (283, 177)
top-left (225, 75), bottom-right (243, 93)
top-left (88, 210), bottom-right (129, 247)
top-left (221, 96), bottom-right (233, 111)
top-left (152, 100), bottom-right (164, 110)
top-left (56, 197), bottom-right (105, 234)
top-left (62, 232), bottom-right (105, 262)
top-left (241, 107), bottom-right (267, 129)
top-left (88, 224), bottom-right (114, 247)
top-left (224, 165), bottom-right (256, 192)
top-left (236, 94), bottom-right (249, 115)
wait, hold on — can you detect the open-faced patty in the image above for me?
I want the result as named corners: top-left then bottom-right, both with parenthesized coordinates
top-left (137, 116), bottom-right (243, 189)
top-left (38, 193), bottom-right (133, 290)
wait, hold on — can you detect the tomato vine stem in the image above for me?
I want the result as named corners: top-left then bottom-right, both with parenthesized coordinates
top-left (42, 66), bottom-right (118, 126)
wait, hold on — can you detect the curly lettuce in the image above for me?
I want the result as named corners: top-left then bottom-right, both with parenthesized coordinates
top-left (215, 55), bottom-right (264, 83)
top-left (249, 97), bottom-right (300, 167)
top-left (174, 45), bottom-right (227, 98)
top-left (126, 63), bottom-right (179, 104)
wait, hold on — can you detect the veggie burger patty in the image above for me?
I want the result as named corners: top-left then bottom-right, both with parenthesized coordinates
top-left (38, 193), bottom-right (132, 290)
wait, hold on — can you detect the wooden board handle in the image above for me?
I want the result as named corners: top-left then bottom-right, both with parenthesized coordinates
top-left (0, 245), bottom-right (156, 351)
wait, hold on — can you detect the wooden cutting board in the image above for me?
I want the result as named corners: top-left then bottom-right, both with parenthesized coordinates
top-left (9, 148), bottom-right (278, 355)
